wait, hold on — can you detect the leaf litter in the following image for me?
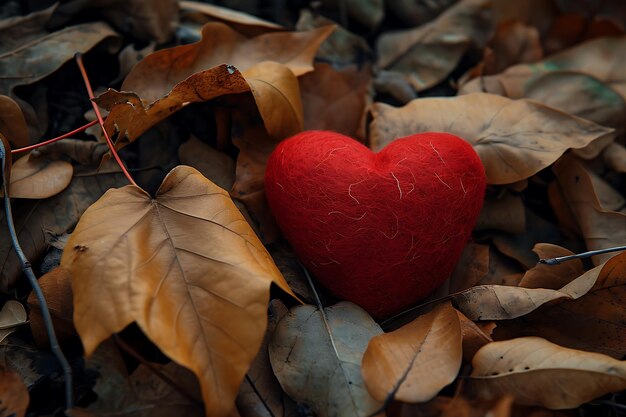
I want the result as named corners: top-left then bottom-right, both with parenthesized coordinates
top-left (0, 1), bottom-right (624, 417)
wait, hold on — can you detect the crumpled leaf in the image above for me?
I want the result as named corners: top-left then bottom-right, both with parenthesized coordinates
top-left (0, 172), bottom-right (127, 291)
top-left (269, 302), bottom-right (383, 417)
top-left (376, 0), bottom-right (493, 94)
top-left (0, 300), bottom-right (27, 344)
top-left (369, 93), bottom-right (614, 184)
top-left (361, 302), bottom-right (462, 403)
top-left (470, 336), bottom-right (626, 409)
top-left (61, 165), bottom-right (295, 417)
top-left (0, 365), bottom-right (29, 417)
top-left (452, 253), bottom-right (622, 320)
top-left (0, 95), bottom-right (29, 148)
top-left (8, 154), bottom-right (73, 199)
top-left (552, 155), bottom-right (626, 265)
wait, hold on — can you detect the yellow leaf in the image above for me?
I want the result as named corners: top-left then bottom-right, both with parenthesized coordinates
top-left (361, 302), bottom-right (462, 403)
top-left (61, 165), bottom-right (295, 417)
top-left (470, 336), bottom-right (626, 409)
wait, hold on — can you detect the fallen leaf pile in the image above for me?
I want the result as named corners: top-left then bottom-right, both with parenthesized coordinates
top-left (0, 1), bottom-right (625, 416)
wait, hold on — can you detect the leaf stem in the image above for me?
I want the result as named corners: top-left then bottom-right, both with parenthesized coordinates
top-left (10, 120), bottom-right (99, 154)
top-left (0, 140), bottom-right (73, 410)
top-left (539, 246), bottom-right (626, 265)
top-left (74, 53), bottom-right (137, 187)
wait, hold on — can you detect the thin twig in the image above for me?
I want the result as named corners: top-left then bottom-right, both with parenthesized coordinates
top-left (112, 335), bottom-right (204, 410)
top-left (0, 140), bottom-right (73, 409)
top-left (74, 53), bottom-right (137, 187)
top-left (11, 120), bottom-right (98, 154)
top-left (539, 246), bottom-right (626, 265)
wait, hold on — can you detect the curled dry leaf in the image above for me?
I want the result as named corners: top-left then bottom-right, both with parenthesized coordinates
top-left (0, 300), bottom-right (27, 344)
top-left (361, 302), bottom-right (462, 403)
top-left (269, 302), bottom-right (383, 417)
top-left (0, 365), bottom-right (29, 417)
top-left (518, 243), bottom-right (583, 289)
top-left (61, 165), bottom-right (295, 417)
top-left (0, 172), bottom-right (127, 291)
top-left (376, 0), bottom-right (493, 93)
top-left (0, 95), bottom-right (29, 148)
top-left (369, 93), bottom-right (614, 184)
top-left (552, 155), bottom-right (626, 265)
top-left (470, 336), bottom-right (626, 409)
top-left (180, 0), bottom-right (283, 34)
top-left (453, 252), bottom-right (621, 321)
top-left (8, 155), bottom-right (73, 199)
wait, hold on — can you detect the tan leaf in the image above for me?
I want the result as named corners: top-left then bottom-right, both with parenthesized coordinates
top-left (518, 244), bottom-right (584, 289)
top-left (0, 95), bottom-right (28, 148)
top-left (361, 302), bottom-right (462, 403)
top-left (603, 142), bottom-right (626, 173)
top-left (0, 300), bottom-right (27, 343)
top-left (376, 0), bottom-right (493, 92)
top-left (299, 63), bottom-right (371, 139)
top-left (470, 336), bottom-right (626, 409)
top-left (8, 154), bottom-right (73, 199)
top-left (369, 93), bottom-right (614, 184)
top-left (552, 155), bottom-right (626, 265)
top-left (452, 253), bottom-right (621, 320)
top-left (269, 302), bottom-right (383, 417)
top-left (180, 1), bottom-right (283, 33)
top-left (0, 365), bottom-right (29, 417)
top-left (61, 165), bottom-right (295, 417)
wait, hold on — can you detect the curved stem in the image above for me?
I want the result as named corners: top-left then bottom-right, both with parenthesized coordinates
top-left (11, 120), bottom-right (99, 154)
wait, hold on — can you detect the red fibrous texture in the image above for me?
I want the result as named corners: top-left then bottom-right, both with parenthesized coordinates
top-left (265, 131), bottom-right (486, 318)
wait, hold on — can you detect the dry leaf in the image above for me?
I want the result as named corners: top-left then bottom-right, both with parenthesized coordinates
top-left (376, 0), bottom-right (493, 93)
top-left (544, 14), bottom-right (624, 55)
top-left (361, 302), bottom-right (462, 403)
top-left (0, 172), bottom-right (127, 291)
top-left (61, 165), bottom-right (295, 417)
top-left (0, 300), bottom-right (27, 344)
top-left (0, 4), bottom-right (57, 55)
top-left (452, 253), bottom-right (621, 320)
top-left (269, 302), bottom-right (383, 417)
top-left (386, 0), bottom-right (457, 26)
top-left (485, 21), bottom-right (543, 75)
top-left (8, 154), bottom-right (73, 199)
top-left (470, 336), bottom-right (626, 409)
top-left (552, 155), bottom-right (626, 265)
top-left (0, 365), bottom-right (29, 417)
top-left (0, 95), bottom-right (29, 148)
top-left (30, 139), bottom-right (109, 167)
top-left (178, 135), bottom-right (235, 191)
top-left (603, 142), bottom-right (626, 173)
top-left (438, 242), bottom-right (490, 295)
top-left (27, 267), bottom-right (75, 347)
top-left (321, 0), bottom-right (384, 30)
top-left (518, 243), bottom-right (583, 289)
top-left (369, 93), bottom-right (614, 184)
top-left (299, 63), bottom-right (371, 139)
top-left (457, 310), bottom-right (493, 361)
top-left (180, 1), bottom-right (283, 34)
top-left (476, 191), bottom-right (525, 234)
top-left (477, 245), bottom-right (525, 287)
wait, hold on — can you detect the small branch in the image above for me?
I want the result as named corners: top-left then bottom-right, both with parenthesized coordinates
top-left (539, 246), bottom-right (626, 265)
top-left (0, 140), bottom-right (73, 410)
top-left (74, 53), bottom-right (137, 187)
top-left (11, 120), bottom-right (98, 154)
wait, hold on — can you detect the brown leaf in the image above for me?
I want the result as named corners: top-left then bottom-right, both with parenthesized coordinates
top-left (470, 336), bottom-right (626, 409)
top-left (269, 302), bottom-right (383, 417)
top-left (30, 139), bottom-right (109, 167)
top-left (457, 310), bottom-right (493, 361)
top-left (178, 135), bottom-right (235, 191)
top-left (376, 0), bottom-right (493, 93)
top-left (453, 253), bottom-right (621, 320)
top-left (552, 155), bottom-right (626, 265)
top-left (484, 21), bottom-right (543, 75)
top-left (299, 63), bottom-right (371, 139)
top-left (386, 395), bottom-right (513, 417)
top-left (320, 0), bottom-right (384, 30)
top-left (361, 302), bottom-right (462, 403)
top-left (27, 267), bottom-right (76, 348)
top-left (61, 165), bottom-right (295, 417)
top-left (0, 4), bottom-right (57, 55)
top-left (180, 0), bottom-right (283, 35)
top-left (603, 142), bottom-right (626, 173)
top-left (477, 246), bottom-right (524, 287)
top-left (0, 172), bottom-right (128, 291)
top-left (494, 252), bottom-right (626, 359)
top-left (476, 191), bottom-right (525, 234)
top-left (369, 93), bottom-right (614, 184)
top-left (439, 242), bottom-right (490, 295)
top-left (0, 95), bottom-right (29, 148)
top-left (0, 365), bottom-right (29, 417)
top-left (518, 244), bottom-right (583, 289)
top-left (8, 154), bottom-right (73, 199)
top-left (544, 14), bottom-right (625, 55)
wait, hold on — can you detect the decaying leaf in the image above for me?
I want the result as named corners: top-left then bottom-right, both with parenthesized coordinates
top-left (457, 310), bottom-right (493, 361)
top-left (0, 365), bottom-right (29, 417)
top-left (376, 0), bottom-right (493, 93)
top-left (8, 154), bottom-right (73, 199)
top-left (452, 252), bottom-right (622, 320)
top-left (552, 155), bottom-right (626, 265)
top-left (180, 0), bottom-right (283, 35)
top-left (471, 336), bottom-right (626, 409)
top-left (0, 95), bottom-right (29, 148)
top-left (269, 302), bottom-right (383, 417)
top-left (361, 302), bottom-right (462, 403)
top-left (61, 165), bottom-right (295, 417)
top-left (369, 93), bottom-right (614, 184)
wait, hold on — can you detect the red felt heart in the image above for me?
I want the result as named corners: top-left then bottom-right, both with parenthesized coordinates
top-left (265, 131), bottom-right (486, 318)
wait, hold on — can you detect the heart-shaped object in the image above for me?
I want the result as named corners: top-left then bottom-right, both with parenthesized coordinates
top-left (265, 131), bottom-right (486, 318)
